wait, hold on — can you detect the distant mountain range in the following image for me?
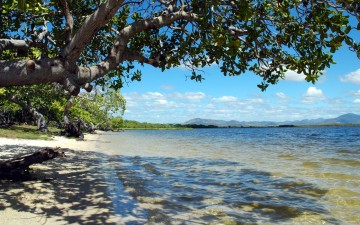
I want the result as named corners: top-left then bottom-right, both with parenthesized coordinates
top-left (183, 113), bottom-right (360, 127)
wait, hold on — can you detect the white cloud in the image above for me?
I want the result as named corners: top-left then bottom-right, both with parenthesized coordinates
top-left (353, 89), bottom-right (360, 97)
top-left (302, 87), bottom-right (326, 104)
top-left (171, 92), bottom-right (206, 102)
top-left (154, 99), bottom-right (168, 105)
top-left (123, 92), bottom-right (140, 100)
top-left (306, 87), bottom-right (323, 97)
top-left (328, 98), bottom-right (343, 105)
top-left (305, 87), bottom-right (324, 97)
top-left (160, 85), bottom-right (175, 90)
top-left (275, 92), bottom-right (287, 99)
top-left (205, 104), bottom-right (215, 109)
top-left (123, 92), bottom-right (166, 102)
top-left (143, 92), bottom-right (165, 99)
top-left (248, 98), bottom-right (264, 104)
top-left (353, 99), bottom-right (360, 104)
top-left (340, 69), bottom-right (360, 84)
top-left (284, 70), bottom-right (306, 82)
top-left (212, 96), bottom-right (238, 103)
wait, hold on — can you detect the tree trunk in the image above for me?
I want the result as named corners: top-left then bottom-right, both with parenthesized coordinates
top-left (0, 147), bottom-right (65, 180)
top-left (63, 95), bottom-right (75, 125)
top-left (62, 120), bottom-right (84, 139)
top-left (7, 94), bottom-right (49, 132)
top-left (30, 108), bottom-right (48, 132)
top-left (0, 110), bottom-right (15, 128)
top-left (87, 122), bottom-right (96, 133)
top-left (61, 96), bottom-right (84, 139)
top-left (87, 121), bottom-right (105, 133)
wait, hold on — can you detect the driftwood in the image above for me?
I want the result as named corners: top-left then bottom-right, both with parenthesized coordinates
top-left (0, 147), bottom-right (65, 180)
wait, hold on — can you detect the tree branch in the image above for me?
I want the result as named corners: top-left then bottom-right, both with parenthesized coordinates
top-left (59, 0), bottom-right (74, 44)
top-left (104, 10), bottom-right (200, 70)
top-left (60, 0), bottom-right (125, 64)
top-left (227, 26), bottom-right (248, 37)
top-left (35, 20), bottom-right (49, 43)
top-left (123, 49), bottom-right (161, 67)
top-left (0, 59), bottom-right (68, 86)
top-left (122, 10), bottom-right (199, 40)
top-left (0, 20), bottom-right (49, 55)
top-left (0, 7), bottom-right (200, 88)
top-left (65, 10), bottom-right (201, 84)
top-left (0, 39), bottom-right (32, 53)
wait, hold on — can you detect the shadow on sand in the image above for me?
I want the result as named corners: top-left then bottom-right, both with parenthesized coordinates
top-left (0, 145), bottom-right (147, 225)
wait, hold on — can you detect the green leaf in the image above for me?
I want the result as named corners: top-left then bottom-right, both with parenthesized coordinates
top-left (345, 26), bottom-right (351, 34)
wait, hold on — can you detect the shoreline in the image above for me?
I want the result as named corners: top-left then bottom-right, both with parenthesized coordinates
top-left (0, 132), bottom-right (131, 225)
top-left (0, 131), bottom-right (103, 153)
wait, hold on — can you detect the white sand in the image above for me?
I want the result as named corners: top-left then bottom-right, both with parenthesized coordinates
top-left (0, 132), bottom-right (139, 225)
top-left (0, 132), bottom-right (100, 151)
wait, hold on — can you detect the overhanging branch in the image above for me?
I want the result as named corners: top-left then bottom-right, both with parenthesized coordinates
top-left (0, 20), bottom-right (49, 55)
top-left (59, 0), bottom-right (74, 44)
top-left (123, 49), bottom-right (162, 67)
top-left (105, 10), bottom-right (200, 69)
top-left (0, 39), bottom-right (32, 53)
top-left (60, 0), bottom-right (125, 64)
top-left (0, 59), bottom-right (68, 87)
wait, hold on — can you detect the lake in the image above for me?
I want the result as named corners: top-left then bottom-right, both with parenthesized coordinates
top-left (95, 126), bottom-right (360, 224)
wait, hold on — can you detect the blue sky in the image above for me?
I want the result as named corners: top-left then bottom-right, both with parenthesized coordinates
top-left (121, 45), bottom-right (360, 124)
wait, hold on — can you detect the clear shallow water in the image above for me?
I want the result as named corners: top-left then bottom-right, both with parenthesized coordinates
top-left (96, 127), bottom-right (360, 224)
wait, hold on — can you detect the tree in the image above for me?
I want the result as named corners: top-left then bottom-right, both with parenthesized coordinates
top-left (69, 89), bottom-right (126, 131)
top-left (0, 0), bottom-right (359, 93)
top-left (57, 87), bottom-right (126, 138)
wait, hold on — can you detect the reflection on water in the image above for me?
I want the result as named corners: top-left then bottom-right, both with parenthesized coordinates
top-left (113, 156), bottom-right (334, 224)
top-left (98, 126), bottom-right (360, 224)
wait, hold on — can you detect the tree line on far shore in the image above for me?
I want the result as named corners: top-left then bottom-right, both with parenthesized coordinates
top-left (120, 120), bottom-right (188, 130)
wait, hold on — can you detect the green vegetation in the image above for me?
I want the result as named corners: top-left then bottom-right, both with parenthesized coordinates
top-left (0, 125), bottom-right (60, 140)
top-left (0, 84), bottom-right (70, 131)
top-left (68, 89), bottom-right (126, 130)
top-left (0, 121), bottom-right (186, 141)
top-left (0, 85), bottom-right (126, 134)
top-left (121, 120), bottom-right (189, 130)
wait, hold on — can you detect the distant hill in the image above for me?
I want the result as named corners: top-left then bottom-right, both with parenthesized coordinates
top-left (183, 113), bottom-right (360, 127)
top-left (322, 113), bottom-right (360, 124)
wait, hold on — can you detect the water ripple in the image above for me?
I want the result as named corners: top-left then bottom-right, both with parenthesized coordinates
top-left (100, 126), bottom-right (360, 224)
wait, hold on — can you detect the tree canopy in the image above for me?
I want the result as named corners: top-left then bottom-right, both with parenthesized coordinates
top-left (0, 0), bottom-right (359, 92)
top-left (69, 88), bottom-right (126, 127)
top-left (0, 84), bottom-right (67, 131)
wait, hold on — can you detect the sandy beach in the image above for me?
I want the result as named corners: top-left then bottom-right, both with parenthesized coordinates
top-left (0, 132), bottom-right (134, 225)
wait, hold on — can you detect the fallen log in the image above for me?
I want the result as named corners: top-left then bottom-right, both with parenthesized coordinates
top-left (0, 147), bottom-right (65, 180)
